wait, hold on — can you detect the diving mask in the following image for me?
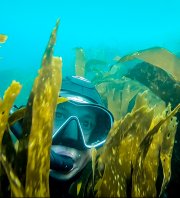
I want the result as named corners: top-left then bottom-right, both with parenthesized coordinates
top-left (52, 96), bottom-right (113, 150)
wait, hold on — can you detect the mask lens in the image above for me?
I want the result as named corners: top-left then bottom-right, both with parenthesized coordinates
top-left (53, 101), bottom-right (113, 148)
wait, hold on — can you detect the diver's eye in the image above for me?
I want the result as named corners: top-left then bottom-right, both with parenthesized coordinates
top-left (82, 120), bottom-right (89, 128)
top-left (81, 120), bottom-right (94, 131)
top-left (55, 112), bottom-right (63, 119)
top-left (55, 111), bottom-right (66, 121)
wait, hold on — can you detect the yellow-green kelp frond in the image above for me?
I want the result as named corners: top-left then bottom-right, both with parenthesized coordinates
top-left (8, 107), bottom-right (26, 127)
top-left (0, 81), bottom-right (22, 196)
top-left (0, 20), bottom-right (62, 197)
top-left (0, 81), bottom-right (22, 144)
top-left (57, 96), bottom-right (68, 104)
top-left (75, 47), bottom-right (86, 77)
top-left (91, 147), bottom-right (97, 188)
top-left (24, 21), bottom-right (62, 197)
top-left (116, 47), bottom-right (180, 82)
top-left (159, 115), bottom-right (177, 196)
top-left (95, 92), bottom-right (154, 197)
top-left (85, 59), bottom-right (107, 73)
top-left (95, 77), bottom-right (141, 120)
top-left (95, 77), bottom-right (164, 121)
top-left (0, 34), bottom-right (8, 43)
top-left (0, 153), bottom-right (24, 197)
top-left (94, 91), bottom-right (180, 197)
top-left (42, 19), bottom-right (60, 67)
top-left (132, 103), bottom-right (179, 197)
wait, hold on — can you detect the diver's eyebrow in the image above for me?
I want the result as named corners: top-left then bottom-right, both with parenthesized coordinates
top-left (80, 113), bottom-right (95, 120)
top-left (56, 106), bottom-right (66, 113)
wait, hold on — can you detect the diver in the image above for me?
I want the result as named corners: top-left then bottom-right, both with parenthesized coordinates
top-left (10, 75), bottom-right (114, 197)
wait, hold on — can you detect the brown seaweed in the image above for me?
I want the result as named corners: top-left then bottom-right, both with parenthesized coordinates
top-left (125, 61), bottom-right (180, 109)
top-left (0, 81), bottom-right (22, 145)
top-left (0, 19), bottom-right (62, 197)
top-left (94, 92), bottom-right (179, 197)
top-left (0, 81), bottom-right (22, 196)
top-left (75, 48), bottom-right (86, 77)
top-left (117, 47), bottom-right (180, 82)
top-left (0, 34), bottom-right (8, 43)
top-left (24, 19), bottom-right (62, 197)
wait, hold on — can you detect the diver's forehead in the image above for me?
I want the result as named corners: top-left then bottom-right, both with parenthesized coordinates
top-left (56, 102), bottom-right (95, 117)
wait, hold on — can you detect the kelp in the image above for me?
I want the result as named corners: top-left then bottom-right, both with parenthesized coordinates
top-left (0, 153), bottom-right (25, 197)
top-left (159, 115), bottom-right (177, 196)
top-left (73, 48), bottom-right (163, 120)
top-left (0, 81), bottom-right (22, 144)
top-left (24, 20), bottom-right (62, 197)
top-left (0, 19), bottom-right (62, 197)
top-left (104, 78), bottom-right (140, 120)
top-left (131, 100), bottom-right (179, 197)
top-left (74, 48), bottom-right (107, 79)
top-left (94, 92), bottom-right (179, 197)
top-left (125, 61), bottom-right (180, 109)
top-left (0, 34), bottom-right (8, 43)
top-left (116, 47), bottom-right (180, 82)
top-left (0, 81), bottom-right (22, 197)
top-left (75, 48), bottom-right (86, 77)
top-left (91, 147), bottom-right (97, 188)
top-left (72, 43), bottom-right (180, 197)
top-left (95, 77), bottom-right (164, 120)
top-left (78, 46), bottom-right (180, 110)
top-left (0, 34), bottom-right (8, 59)
top-left (85, 59), bottom-right (107, 73)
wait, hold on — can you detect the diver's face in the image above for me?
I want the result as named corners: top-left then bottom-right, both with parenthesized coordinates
top-left (50, 102), bottom-right (96, 181)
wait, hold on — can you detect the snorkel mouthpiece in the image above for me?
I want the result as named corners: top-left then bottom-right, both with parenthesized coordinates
top-left (50, 150), bottom-right (74, 172)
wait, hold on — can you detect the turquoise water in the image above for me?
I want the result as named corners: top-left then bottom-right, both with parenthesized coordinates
top-left (0, 0), bottom-right (180, 104)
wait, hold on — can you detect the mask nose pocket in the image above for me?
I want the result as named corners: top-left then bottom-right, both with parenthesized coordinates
top-left (61, 118), bottom-right (79, 139)
top-left (52, 116), bottom-right (86, 150)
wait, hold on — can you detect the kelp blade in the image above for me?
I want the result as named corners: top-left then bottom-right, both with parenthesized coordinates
top-left (0, 153), bottom-right (24, 197)
top-left (25, 20), bottom-right (62, 197)
top-left (0, 34), bottom-right (8, 43)
top-left (117, 47), bottom-right (180, 81)
top-left (0, 81), bottom-right (22, 197)
top-left (75, 48), bottom-right (86, 77)
top-left (0, 81), bottom-right (22, 144)
top-left (95, 92), bottom-right (179, 197)
top-left (132, 103), bottom-right (179, 197)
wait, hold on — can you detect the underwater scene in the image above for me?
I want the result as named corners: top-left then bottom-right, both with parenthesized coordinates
top-left (1, 0), bottom-right (180, 197)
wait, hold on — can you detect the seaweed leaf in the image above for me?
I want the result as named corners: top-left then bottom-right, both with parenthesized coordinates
top-left (0, 34), bottom-right (8, 43)
top-left (0, 81), bottom-right (22, 145)
top-left (117, 47), bottom-right (180, 82)
top-left (75, 48), bottom-right (86, 77)
top-left (0, 153), bottom-right (24, 197)
top-left (0, 81), bottom-right (22, 197)
top-left (24, 19), bottom-right (62, 197)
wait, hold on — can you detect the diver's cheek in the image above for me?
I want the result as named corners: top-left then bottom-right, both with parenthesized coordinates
top-left (73, 150), bottom-right (91, 171)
